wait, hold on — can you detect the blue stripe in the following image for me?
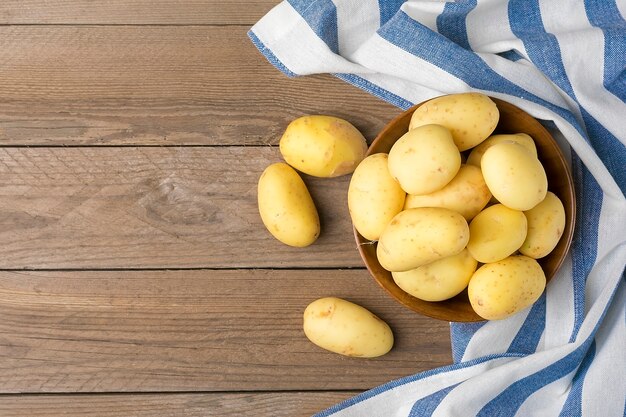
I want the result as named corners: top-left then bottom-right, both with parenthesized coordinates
top-left (334, 73), bottom-right (414, 109)
top-left (584, 0), bottom-right (626, 26)
top-left (600, 27), bottom-right (626, 101)
top-left (476, 279), bottom-right (622, 417)
top-left (585, 0), bottom-right (626, 192)
top-left (510, 0), bottom-right (626, 194)
top-left (247, 31), bottom-right (299, 77)
top-left (569, 155), bottom-right (603, 341)
top-left (508, 0), bottom-right (578, 101)
top-left (287, 0), bottom-right (339, 54)
top-left (558, 340), bottom-right (596, 417)
top-left (450, 321), bottom-right (487, 363)
top-left (584, 1), bottom-right (626, 101)
top-left (580, 107), bottom-right (626, 194)
top-left (378, 0), bottom-right (405, 27)
top-left (508, 0), bottom-right (611, 340)
top-left (377, 10), bottom-right (589, 140)
top-left (312, 352), bottom-right (525, 417)
top-left (477, 341), bottom-right (590, 417)
top-left (436, 0), bottom-right (477, 49)
top-left (409, 384), bottom-right (459, 416)
top-left (507, 292), bottom-right (546, 355)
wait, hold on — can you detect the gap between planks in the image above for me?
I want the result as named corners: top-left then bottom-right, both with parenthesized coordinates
top-left (0, 389), bottom-right (362, 396)
top-left (0, 146), bottom-right (362, 269)
top-left (0, 269), bottom-right (452, 392)
top-left (0, 391), bottom-right (360, 417)
top-left (0, 23), bottom-right (250, 27)
top-left (0, 25), bottom-right (400, 146)
top-left (0, 0), bottom-right (276, 25)
top-left (0, 266), bottom-right (368, 272)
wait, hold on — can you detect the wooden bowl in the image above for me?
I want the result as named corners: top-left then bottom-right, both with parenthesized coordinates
top-left (355, 97), bottom-right (576, 322)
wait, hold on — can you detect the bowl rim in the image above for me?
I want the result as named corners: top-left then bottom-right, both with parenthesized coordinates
top-left (354, 96), bottom-right (576, 322)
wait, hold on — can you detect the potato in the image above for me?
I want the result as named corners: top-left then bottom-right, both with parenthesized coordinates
top-left (409, 93), bottom-right (499, 151)
top-left (257, 163), bottom-right (319, 247)
top-left (468, 255), bottom-right (546, 320)
top-left (467, 204), bottom-right (527, 263)
top-left (303, 297), bottom-right (393, 358)
top-left (279, 115), bottom-right (367, 177)
top-left (404, 164), bottom-right (491, 220)
top-left (392, 249), bottom-right (477, 302)
top-left (377, 207), bottom-right (469, 272)
top-left (467, 133), bottom-right (537, 167)
top-left (520, 192), bottom-right (566, 258)
top-left (348, 153), bottom-right (406, 241)
top-left (481, 141), bottom-right (547, 211)
top-left (388, 124), bottom-right (461, 195)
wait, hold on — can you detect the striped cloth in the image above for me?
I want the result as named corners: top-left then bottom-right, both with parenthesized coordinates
top-left (248, 1), bottom-right (626, 416)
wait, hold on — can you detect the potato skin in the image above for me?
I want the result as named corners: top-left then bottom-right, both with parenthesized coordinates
top-left (303, 297), bottom-right (393, 358)
top-left (388, 124), bottom-right (461, 195)
top-left (348, 153), bottom-right (406, 241)
top-left (392, 249), bottom-right (477, 302)
top-left (279, 115), bottom-right (367, 177)
top-left (467, 204), bottom-right (527, 263)
top-left (404, 164), bottom-right (491, 221)
top-left (520, 192), bottom-right (566, 258)
top-left (468, 255), bottom-right (546, 320)
top-left (257, 163), bottom-right (319, 247)
top-left (409, 93), bottom-right (499, 151)
top-left (377, 207), bottom-right (469, 272)
top-left (467, 133), bottom-right (537, 167)
top-left (481, 142), bottom-right (547, 211)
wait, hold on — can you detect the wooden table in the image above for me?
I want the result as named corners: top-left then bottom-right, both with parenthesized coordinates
top-left (0, 2), bottom-right (451, 415)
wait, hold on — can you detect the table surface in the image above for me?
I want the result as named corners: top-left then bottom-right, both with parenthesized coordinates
top-left (0, 2), bottom-right (452, 415)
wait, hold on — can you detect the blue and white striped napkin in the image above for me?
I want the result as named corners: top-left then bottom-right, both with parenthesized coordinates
top-left (249, 1), bottom-right (626, 416)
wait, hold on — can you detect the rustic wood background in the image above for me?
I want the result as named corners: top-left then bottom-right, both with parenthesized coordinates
top-left (0, 1), bottom-right (452, 415)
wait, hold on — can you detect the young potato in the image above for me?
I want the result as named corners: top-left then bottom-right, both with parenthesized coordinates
top-left (303, 297), bottom-right (393, 358)
top-left (409, 93), bottom-right (499, 151)
top-left (520, 192), bottom-right (566, 258)
top-left (388, 124), bottom-right (461, 195)
top-left (467, 133), bottom-right (537, 167)
top-left (257, 163), bottom-right (319, 247)
top-left (377, 207), bottom-right (469, 272)
top-left (404, 164), bottom-right (491, 221)
top-left (467, 204), bottom-right (527, 263)
top-left (348, 153), bottom-right (406, 241)
top-left (279, 115), bottom-right (367, 177)
top-left (481, 142), bottom-right (547, 211)
top-left (392, 249), bottom-right (477, 302)
top-left (468, 255), bottom-right (546, 320)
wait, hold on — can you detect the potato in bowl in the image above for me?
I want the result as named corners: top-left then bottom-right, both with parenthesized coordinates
top-left (351, 94), bottom-right (575, 322)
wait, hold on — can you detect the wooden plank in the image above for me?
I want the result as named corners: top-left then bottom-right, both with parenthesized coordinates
top-left (0, 270), bottom-right (452, 392)
top-left (0, 0), bottom-right (274, 25)
top-left (0, 392), bottom-right (358, 417)
top-left (0, 146), bottom-right (368, 269)
top-left (0, 26), bottom-right (399, 146)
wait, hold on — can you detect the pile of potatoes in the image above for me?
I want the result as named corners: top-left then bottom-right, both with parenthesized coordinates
top-left (256, 92), bottom-right (566, 358)
top-left (348, 93), bottom-right (566, 321)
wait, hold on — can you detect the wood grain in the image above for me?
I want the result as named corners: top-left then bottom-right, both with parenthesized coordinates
top-left (0, 2), bottom-right (451, 409)
top-left (0, 269), bottom-right (451, 392)
top-left (0, 26), bottom-right (399, 146)
top-left (0, 0), bottom-right (274, 25)
top-left (0, 146), bottom-right (367, 269)
top-left (0, 392), bottom-right (358, 417)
